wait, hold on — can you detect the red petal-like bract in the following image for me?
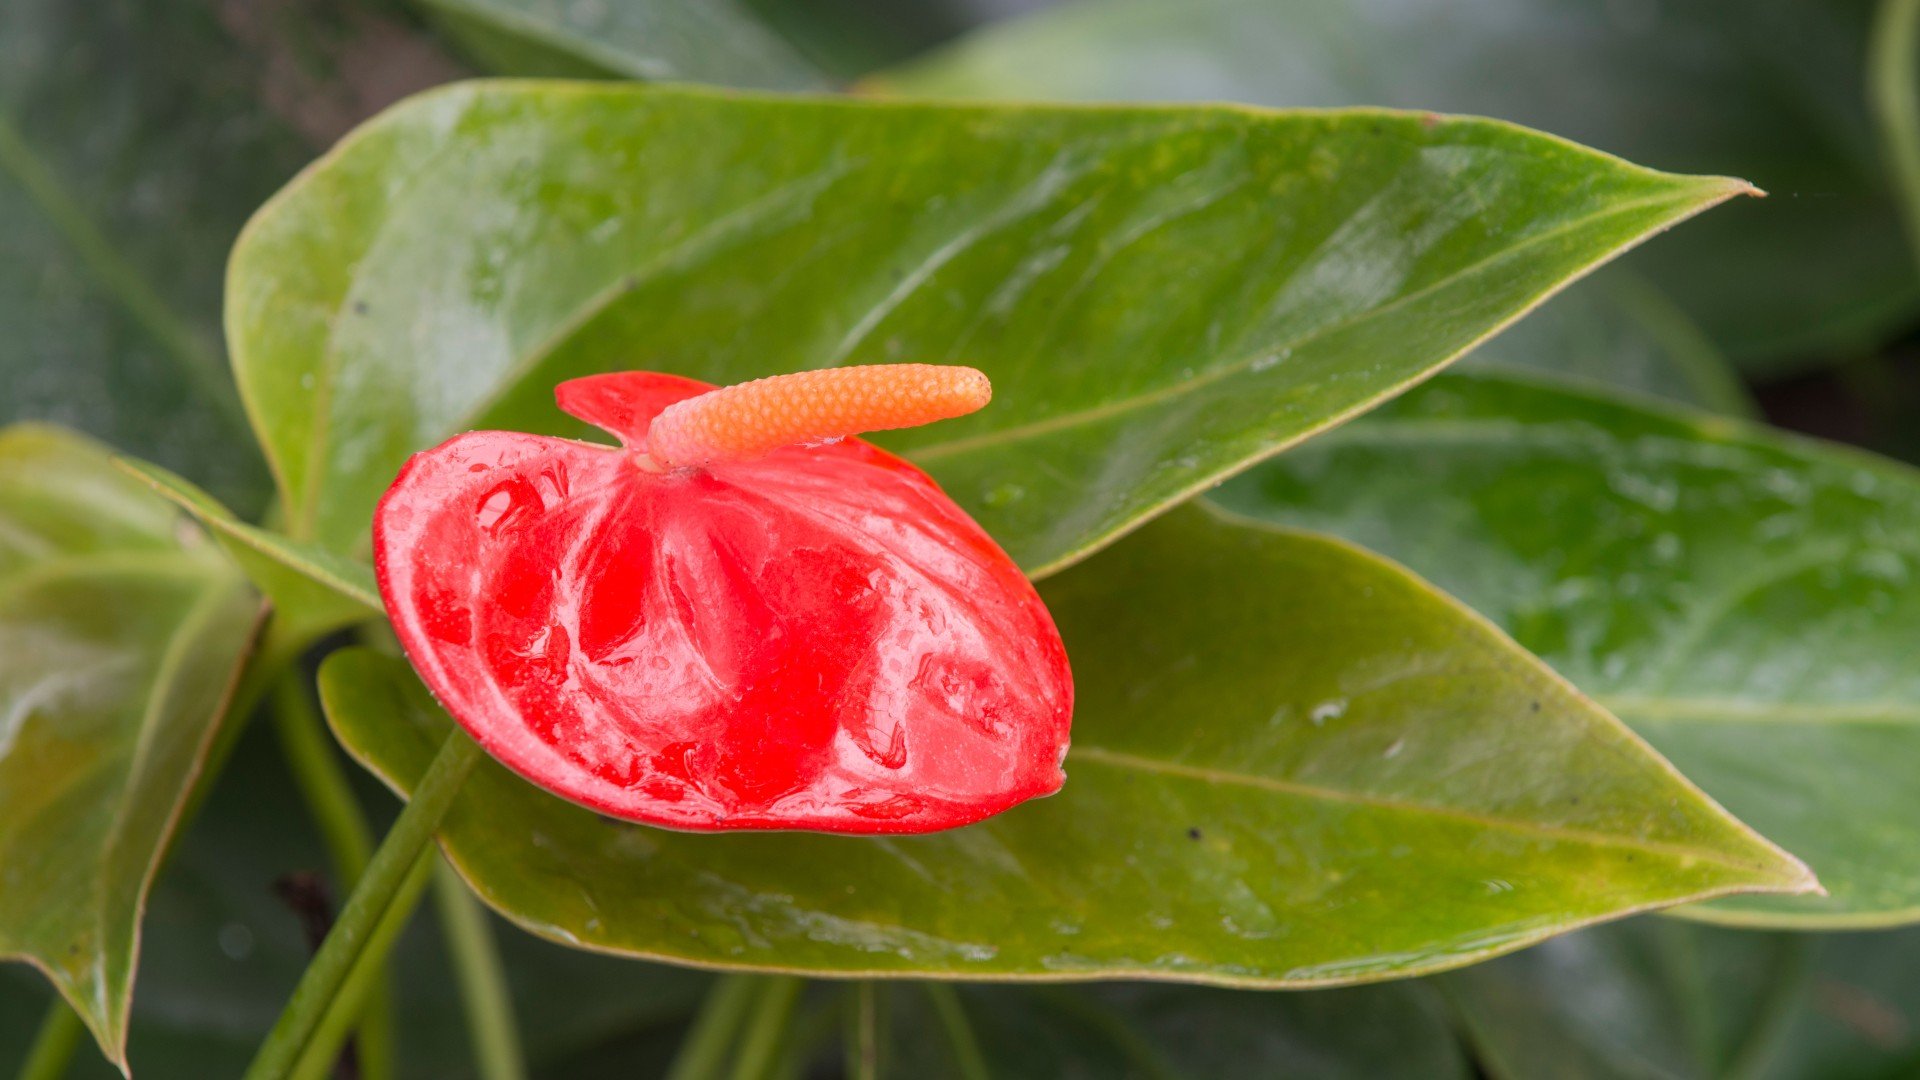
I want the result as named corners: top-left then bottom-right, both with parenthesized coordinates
top-left (376, 372), bottom-right (1073, 833)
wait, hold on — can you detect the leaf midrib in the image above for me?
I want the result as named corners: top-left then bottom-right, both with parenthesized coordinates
top-left (1068, 744), bottom-right (1784, 879)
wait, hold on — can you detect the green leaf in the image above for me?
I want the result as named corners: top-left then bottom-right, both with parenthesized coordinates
top-left (1, 722), bottom-right (709, 1078)
top-left (0, 424), bottom-right (261, 1067)
top-left (415, 0), bottom-right (827, 88)
top-left (318, 505), bottom-right (1809, 986)
top-left (1214, 370), bottom-right (1920, 926)
top-left (117, 460), bottom-right (382, 640)
top-left (0, 0), bottom-right (319, 514)
top-left (868, 980), bottom-right (1469, 1078)
top-left (878, 0), bottom-right (1905, 370)
top-left (1443, 918), bottom-right (1810, 1080)
top-left (228, 80), bottom-right (1748, 576)
top-left (1466, 271), bottom-right (1753, 417)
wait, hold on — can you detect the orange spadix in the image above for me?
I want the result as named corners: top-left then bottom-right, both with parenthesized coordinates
top-left (646, 364), bottom-right (991, 470)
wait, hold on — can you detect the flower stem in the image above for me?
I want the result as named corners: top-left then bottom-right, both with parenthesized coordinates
top-left (13, 998), bottom-right (81, 1080)
top-left (432, 862), bottom-right (528, 1080)
top-left (664, 975), bottom-right (762, 1080)
top-left (243, 729), bottom-right (482, 1080)
top-left (727, 977), bottom-right (805, 1080)
top-left (1872, 0), bottom-right (1920, 267)
top-left (289, 853), bottom-right (435, 1080)
top-left (270, 677), bottom-right (393, 1080)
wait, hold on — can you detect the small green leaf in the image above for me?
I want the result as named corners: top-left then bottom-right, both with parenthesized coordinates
top-left (319, 506), bottom-right (1808, 986)
top-left (1215, 370), bottom-right (1920, 926)
top-left (0, 424), bottom-right (261, 1067)
top-left (414, 0), bottom-right (827, 88)
top-left (228, 80), bottom-right (1748, 575)
top-left (117, 459), bottom-right (381, 639)
top-left (878, 0), bottom-right (1906, 369)
top-left (0, 724), bottom-right (709, 1076)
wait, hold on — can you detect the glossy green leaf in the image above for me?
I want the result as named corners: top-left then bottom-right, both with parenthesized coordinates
top-left (0, 0), bottom-right (322, 514)
top-left (228, 80), bottom-right (1748, 575)
top-left (118, 459), bottom-right (381, 640)
top-left (867, 980), bottom-right (1468, 1078)
top-left (0, 424), bottom-right (261, 1066)
top-left (879, 0), bottom-right (1905, 369)
top-left (1215, 370), bottom-right (1920, 926)
top-left (415, 0), bottom-right (826, 88)
top-left (0, 722), bottom-right (708, 1078)
top-left (319, 506), bottom-right (1808, 986)
top-left (1468, 271), bottom-right (1752, 416)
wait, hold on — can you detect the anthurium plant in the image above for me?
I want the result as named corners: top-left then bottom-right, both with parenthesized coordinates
top-left (6, 2), bottom-right (1920, 1078)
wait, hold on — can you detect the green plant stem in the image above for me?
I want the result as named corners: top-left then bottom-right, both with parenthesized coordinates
top-left (13, 998), bottom-right (82, 1080)
top-left (289, 853), bottom-right (435, 1080)
top-left (270, 676), bottom-right (394, 1080)
top-left (923, 983), bottom-right (989, 1080)
top-left (843, 983), bottom-right (880, 1080)
top-left (665, 975), bottom-right (763, 1080)
top-left (0, 110), bottom-right (248, 437)
top-left (1872, 0), bottom-right (1920, 269)
top-left (727, 977), bottom-right (805, 1080)
top-left (243, 729), bottom-right (482, 1080)
top-left (432, 862), bottom-right (528, 1080)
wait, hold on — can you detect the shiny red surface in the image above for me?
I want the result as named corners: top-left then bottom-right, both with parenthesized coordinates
top-left (375, 372), bottom-right (1073, 833)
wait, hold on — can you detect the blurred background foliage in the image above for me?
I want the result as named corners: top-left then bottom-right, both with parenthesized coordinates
top-left (3, 0), bottom-right (1919, 1076)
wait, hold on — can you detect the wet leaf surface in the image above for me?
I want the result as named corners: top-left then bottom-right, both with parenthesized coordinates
top-left (0, 425), bottom-right (260, 1064)
top-left (1216, 370), bottom-right (1920, 926)
top-left (880, 0), bottom-right (1904, 371)
top-left (120, 459), bottom-right (381, 642)
top-left (320, 506), bottom-right (1808, 986)
top-left (227, 81), bottom-right (1746, 576)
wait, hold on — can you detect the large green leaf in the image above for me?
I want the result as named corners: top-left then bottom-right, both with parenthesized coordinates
top-left (879, 0), bottom-right (1904, 369)
top-left (118, 460), bottom-right (381, 643)
top-left (1214, 370), bottom-right (1920, 926)
top-left (0, 425), bottom-right (261, 1067)
top-left (228, 80), bottom-right (1747, 575)
top-left (319, 506), bottom-right (1808, 987)
top-left (415, 0), bottom-right (827, 88)
top-left (866, 980), bottom-right (1468, 1078)
top-left (1466, 271), bottom-right (1752, 416)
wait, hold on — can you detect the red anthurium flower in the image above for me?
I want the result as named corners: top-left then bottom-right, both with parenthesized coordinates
top-left (375, 365), bottom-right (1074, 834)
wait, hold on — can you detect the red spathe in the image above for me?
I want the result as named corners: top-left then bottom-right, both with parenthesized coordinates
top-left (375, 371), bottom-right (1073, 834)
